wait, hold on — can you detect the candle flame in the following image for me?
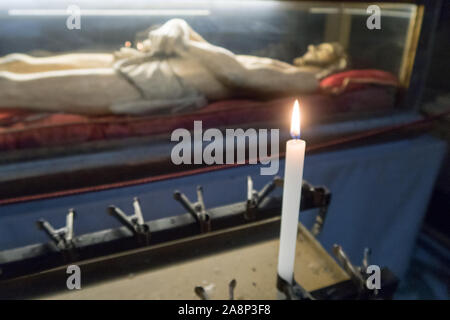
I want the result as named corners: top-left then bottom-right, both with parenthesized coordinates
top-left (290, 100), bottom-right (301, 139)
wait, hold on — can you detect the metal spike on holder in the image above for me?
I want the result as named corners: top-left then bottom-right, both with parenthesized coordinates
top-left (194, 279), bottom-right (236, 300)
top-left (301, 181), bottom-right (331, 237)
top-left (174, 186), bottom-right (211, 233)
top-left (108, 197), bottom-right (150, 244)
top-left (228, 279), bottom-right (237, 300)
top-left (194, 286), bottom-right (210, 300)
top-left (361, 247), bottom-right (371, 272)
top-left (276, 274), bottom-right (315, 300)
top-left (332, 244), bottom-right (382, 297)
top-left (36, 209), bottom-right (76, 252)
top-left (332, 244), bottom-right (366, 292)
top-left (245, 176), bottom-right (282, 220)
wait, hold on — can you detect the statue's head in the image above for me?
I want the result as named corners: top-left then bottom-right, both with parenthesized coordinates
top-left (294, 42), bottom-right (346, 67)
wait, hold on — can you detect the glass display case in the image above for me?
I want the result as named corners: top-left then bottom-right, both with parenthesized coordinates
top-left (1, 1), bottom-right (421, 87)
top-left (0, 0), bottom-right (432, 201)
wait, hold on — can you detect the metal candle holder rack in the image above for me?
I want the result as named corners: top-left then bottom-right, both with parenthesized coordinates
top-left (0, 176), bottom-right (397, 299)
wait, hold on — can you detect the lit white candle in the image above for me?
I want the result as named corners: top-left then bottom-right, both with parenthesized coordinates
top-left (277, 99), bottom-right (305, 284)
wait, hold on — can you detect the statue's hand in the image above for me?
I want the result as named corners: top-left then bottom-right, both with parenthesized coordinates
top-left (114, 47), bottom-right (143, 61)
top-left (148, 19), bottom-right (190, 56)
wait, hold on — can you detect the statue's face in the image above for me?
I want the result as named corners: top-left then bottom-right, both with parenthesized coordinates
top-left (301, 44), bottom-right (337, 65)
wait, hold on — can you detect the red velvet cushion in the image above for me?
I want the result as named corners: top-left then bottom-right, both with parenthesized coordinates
top-left (320, 69), bottom-right (398, 94)
top-left (0, 73), bottom-right (397, 152)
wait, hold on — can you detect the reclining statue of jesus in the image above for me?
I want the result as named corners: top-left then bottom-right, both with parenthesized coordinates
top-left (0, 19), bottom-right (347, 115)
